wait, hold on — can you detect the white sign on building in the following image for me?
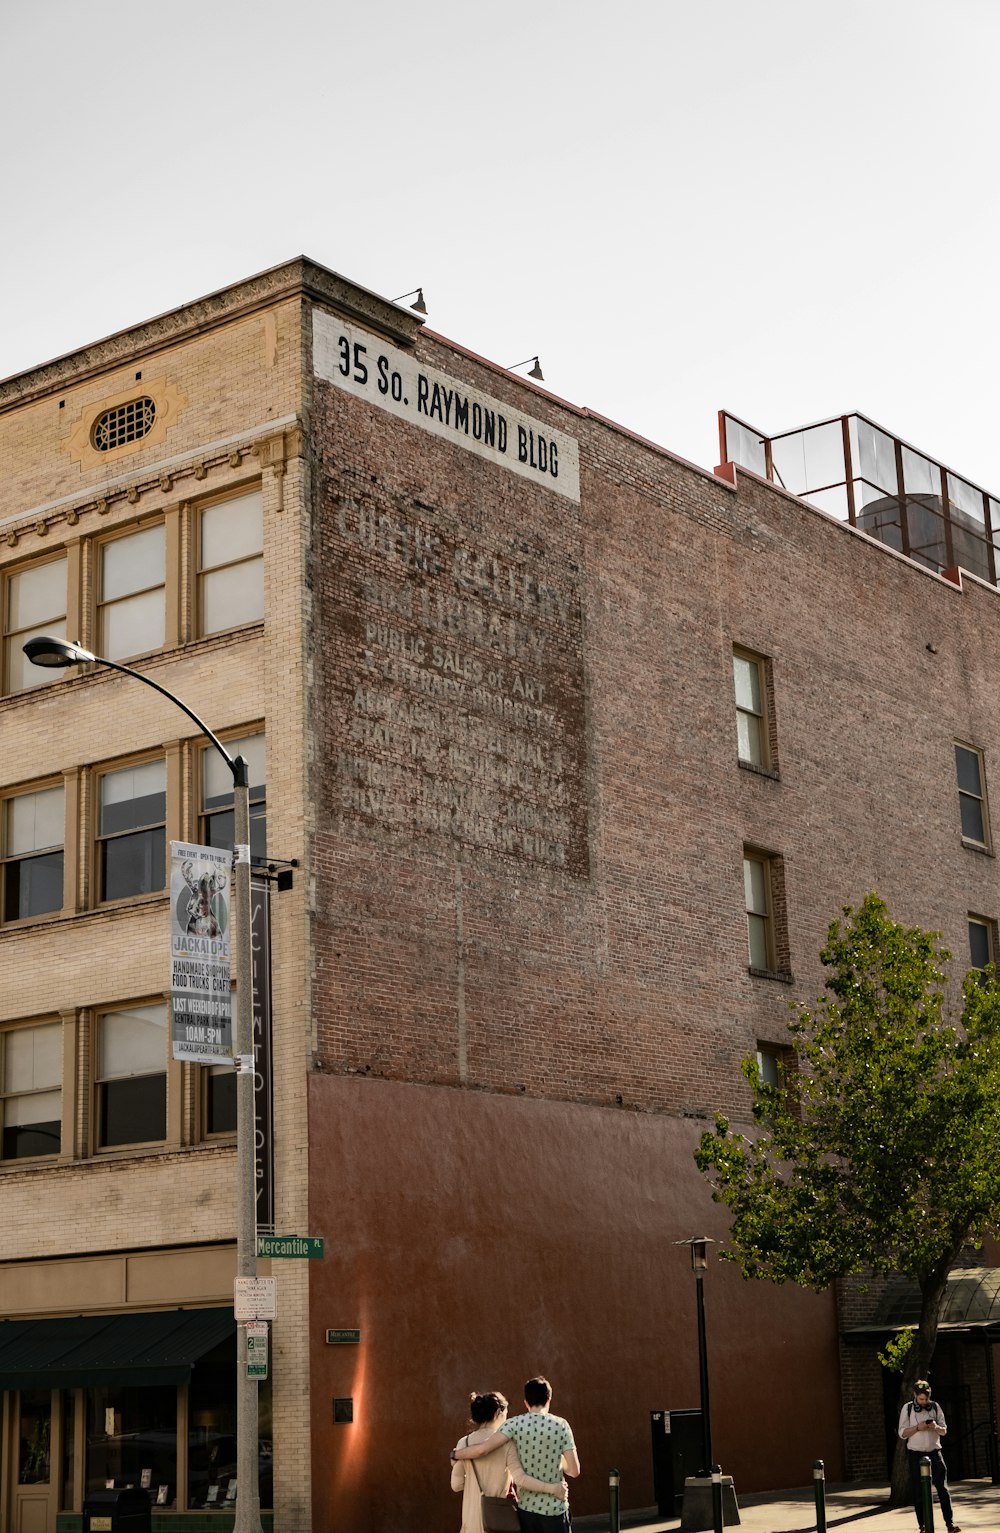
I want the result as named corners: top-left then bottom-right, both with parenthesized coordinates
top-left (313, 310), bottom-right (581, 503)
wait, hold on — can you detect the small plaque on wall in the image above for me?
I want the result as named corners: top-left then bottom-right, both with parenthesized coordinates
top-left (326, 1328), bottom-right (361, 1345)
top-left (333, 1397), bottom-right (354, 1424)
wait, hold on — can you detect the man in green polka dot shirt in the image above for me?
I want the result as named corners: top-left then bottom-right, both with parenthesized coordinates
top-left (453, 1375), bottom-right (579, 1530)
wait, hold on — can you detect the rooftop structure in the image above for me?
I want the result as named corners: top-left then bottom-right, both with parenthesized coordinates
top-left (720, 409), bottom-right (1000, 585)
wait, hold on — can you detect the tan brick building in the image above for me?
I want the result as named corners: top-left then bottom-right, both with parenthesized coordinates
top-left (0, 259), bottom-right (997, 1533)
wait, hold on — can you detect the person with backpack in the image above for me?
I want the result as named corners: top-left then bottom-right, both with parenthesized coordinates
top-left (898, 1378), bottom-right (960, 1533)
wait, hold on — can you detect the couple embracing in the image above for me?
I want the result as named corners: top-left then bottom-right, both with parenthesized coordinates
top-left (451, 1374), bottom-right (579, 1532)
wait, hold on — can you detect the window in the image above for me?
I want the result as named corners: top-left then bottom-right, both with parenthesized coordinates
top-left (2, 785), bottom-right (64, 922)
top-left (99, 524), bottom-right (165, 661)
top-left (755, 1043), bottom-right (782, 1088)
top-left (96, 1004), bottom-right (166, 1147)
top-left (201, 735), bottom-right (266, 864)
top-left (91, 397), bottom-right (156, 452)
top-left (744, 853), bottom-right (773, 969)
top-left (98, 760), bottom-right (166, 901)
top-left (733, 649), bottom-right (771, 769)
top-left (206, 1063), bottom-right (236, 1135)
top-left (3, 557), bottom-right (67, 694)
top-left (969, 915), bottom-right (996, 976)
top-left (198, 491), bottom-right (264, 636)
top-left (0, 1023), bottom-right (61, 1159)
top-left (743, 848), bottom-right (791, 977)
top-left (205, 989), bottom-right (237, 1136)
top-left (956, 743), bottom-right (990, 846)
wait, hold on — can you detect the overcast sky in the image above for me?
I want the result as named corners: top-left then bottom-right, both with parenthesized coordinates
top-left (3, 0), bottom-right (998, 488)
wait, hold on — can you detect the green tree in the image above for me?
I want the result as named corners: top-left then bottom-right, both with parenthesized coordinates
top-left (695, 893), bottom-right (1000, 1499)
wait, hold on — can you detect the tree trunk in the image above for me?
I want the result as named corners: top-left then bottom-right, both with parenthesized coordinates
top-left (887, 1253), bottom-right (957, 1506)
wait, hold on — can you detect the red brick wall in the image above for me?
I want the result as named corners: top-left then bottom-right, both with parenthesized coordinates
top-left (305, 310), bottom-right (1000, 1527)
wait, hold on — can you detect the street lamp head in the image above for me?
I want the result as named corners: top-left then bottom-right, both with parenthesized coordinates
top-left (23, 636), bottom-right (96, 668)
top-left (674, 1235), bottom-right (716, 1273)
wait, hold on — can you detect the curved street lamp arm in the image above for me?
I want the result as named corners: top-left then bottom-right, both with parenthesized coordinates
top-left (86, 654), bottom-right (245, 786)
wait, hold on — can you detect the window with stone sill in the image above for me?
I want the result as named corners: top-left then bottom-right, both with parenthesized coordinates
top-left (3, 555), bottom-right (68, 695)
top-left (969, 914), bottom-right (997, 983)
top-left (0, 1021), bottom-right (62, 1159)
top-left (956, 743), bottom-right (990, 849)
top-left (198, 490), bottom-right (264, 637)
top-left (204, 991), bottom-right (238, 1137)
top-left (98, 523), bottom-right (165, 662)
top-left (733, 647), bottom-right (777, 772)
top-left (2, 783), bottom-right (64, 924)
top-left (97, 759), bottom-right (166, 903)
top-left (200, 733), bottom-right (267, 865)
top-left (743, 847), bottom-right (791, 978)
top-left (96, 1003), bottom-right (167, 1149)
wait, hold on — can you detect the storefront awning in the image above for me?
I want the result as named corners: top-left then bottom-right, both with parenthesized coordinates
top-left (842, 1267), bottom-right (1000, 1341)
top-left (0, 1308), bottom-right (235, 1390)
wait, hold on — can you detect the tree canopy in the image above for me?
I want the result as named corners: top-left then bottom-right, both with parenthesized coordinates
top-left (695, 893), bottom-right (1000, 1393)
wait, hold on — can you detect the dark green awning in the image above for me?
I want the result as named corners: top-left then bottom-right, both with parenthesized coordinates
top-left (0, 1308), bottom-right (235, 1390)
top-left (843, 1268), bottom-right (1000, 1341)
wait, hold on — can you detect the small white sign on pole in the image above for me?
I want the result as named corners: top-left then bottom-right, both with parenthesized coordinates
top-left (234, 1277), bottom-right (277, 1320)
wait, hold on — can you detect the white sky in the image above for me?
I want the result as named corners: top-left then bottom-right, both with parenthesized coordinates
top-left (3, 0), bottom-right (999, 488)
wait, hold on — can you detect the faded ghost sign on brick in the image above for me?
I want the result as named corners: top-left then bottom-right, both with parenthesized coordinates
top-left (313, 309), bottom-right (588, 877)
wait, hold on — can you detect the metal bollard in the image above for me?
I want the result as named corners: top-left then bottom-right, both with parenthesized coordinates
top-left (608, 1468), bottom-right (620, 1533)
top-left (813, 1459), bottom-right (827, 1533)
top-left (712, 1463), bottom-right (724, 1533)
top-left (920, 1455), bottom-right (935, 1533)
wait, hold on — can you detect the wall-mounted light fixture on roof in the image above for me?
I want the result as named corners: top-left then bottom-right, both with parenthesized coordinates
top-left (507, 356), bottom-right (544, 381)
top-left (392, 287), bottom-right (428, 314)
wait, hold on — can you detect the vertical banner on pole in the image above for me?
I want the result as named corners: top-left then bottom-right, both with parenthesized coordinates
top-left (251, 876), bottom-right (275, 1232)
top-left (169, 842), bottom-right (233, 1064)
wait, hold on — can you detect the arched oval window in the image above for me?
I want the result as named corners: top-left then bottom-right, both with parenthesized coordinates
top-left (91, 397), bottom-right (156, 452)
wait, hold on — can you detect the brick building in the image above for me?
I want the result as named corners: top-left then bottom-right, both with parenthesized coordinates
top-left (0, 258), bottom-right (997, 1533)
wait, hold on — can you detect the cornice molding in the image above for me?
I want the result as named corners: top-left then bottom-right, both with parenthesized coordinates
top-left (1, 419), bottom-right (305, 549)
top-left (0, 257), bottom-right (424, 413)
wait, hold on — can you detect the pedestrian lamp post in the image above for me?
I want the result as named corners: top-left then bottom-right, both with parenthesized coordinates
top-left (675, 1235), bottom-right (716, 1477)
top-left (24, 636), bottom-right (264, 1533)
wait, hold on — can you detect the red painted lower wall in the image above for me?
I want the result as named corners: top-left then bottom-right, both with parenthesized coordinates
top-left (308, 1074), bottom-right (845, 1532)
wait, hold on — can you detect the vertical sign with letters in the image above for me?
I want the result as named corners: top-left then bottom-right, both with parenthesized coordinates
top-left (251, 876), bottom-right (274, 1232)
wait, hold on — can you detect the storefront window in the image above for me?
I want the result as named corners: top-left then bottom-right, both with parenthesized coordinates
top-left (85, 1385), bottom-right (176, 1505)
top-left (19, 1390), bottom-right (51, 1483)
top-left (61, 1391), bottom-right (76, 1510)
top-left (188, 1339), bottom-right (272, 1509)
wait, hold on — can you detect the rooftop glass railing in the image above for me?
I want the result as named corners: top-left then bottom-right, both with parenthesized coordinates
top-left (719, 410), bottom-right (1000, 587)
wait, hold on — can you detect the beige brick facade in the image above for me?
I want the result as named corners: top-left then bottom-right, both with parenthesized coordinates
top-left (0, 273), bottom-right (316, 1532)
top-left (4, 257), bottom-right (1000, 1533)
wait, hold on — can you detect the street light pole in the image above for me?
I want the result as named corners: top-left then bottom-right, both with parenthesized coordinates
top-left (675, 1235), bottom-right (716, 1477)
top-left (24, 637), bottom-right (263, 1533)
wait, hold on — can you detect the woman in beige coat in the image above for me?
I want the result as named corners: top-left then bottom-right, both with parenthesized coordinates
top-left (451, 1391), bottom-right (566, 1533)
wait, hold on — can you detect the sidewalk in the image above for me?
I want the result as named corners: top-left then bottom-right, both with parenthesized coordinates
top-left (573, 1477), bottom-right (998, 1533)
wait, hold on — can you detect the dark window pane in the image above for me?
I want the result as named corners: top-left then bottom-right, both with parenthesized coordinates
top-left (100, 789), bottom-right (166, 836)
top-left (207, 1070), bottom-right (236, 1134)
top-left (188, 1338), bottom-right (272, 1509)
top-left (100, 1074), bottom-right (166, 1146)
top-left (204, 781), bottom-right (265, 811)
top-left (3, 1118), bottom-right (60, 1158)
top-left (970, 922), bottom-right (992, 971)
top-left (960, 796), bottom-right (986, 842)
top-left (18, 1391), bottom-right (51, 1484)
top-left (102, 830), bottom-right (165, 900)
top-left (956, 746), bottom-right (982, 796)
top-left (204, 803), bottom-right (267, 862)
top-left (3, 852), bottom-right (63, 921)
top-left (85, 1384), bottom-right (175, 1501)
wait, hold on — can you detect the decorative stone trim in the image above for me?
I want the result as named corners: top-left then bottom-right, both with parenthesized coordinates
top-left (0, 422), bottom-right (302, 547)
top-left (63, 376), bottom-right (187, 469)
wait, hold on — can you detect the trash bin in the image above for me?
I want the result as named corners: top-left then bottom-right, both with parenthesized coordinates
top-left (82, 1487), bottom-right (152, 1533)
top-left (650, 1408), bottom-right (703, 1516)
